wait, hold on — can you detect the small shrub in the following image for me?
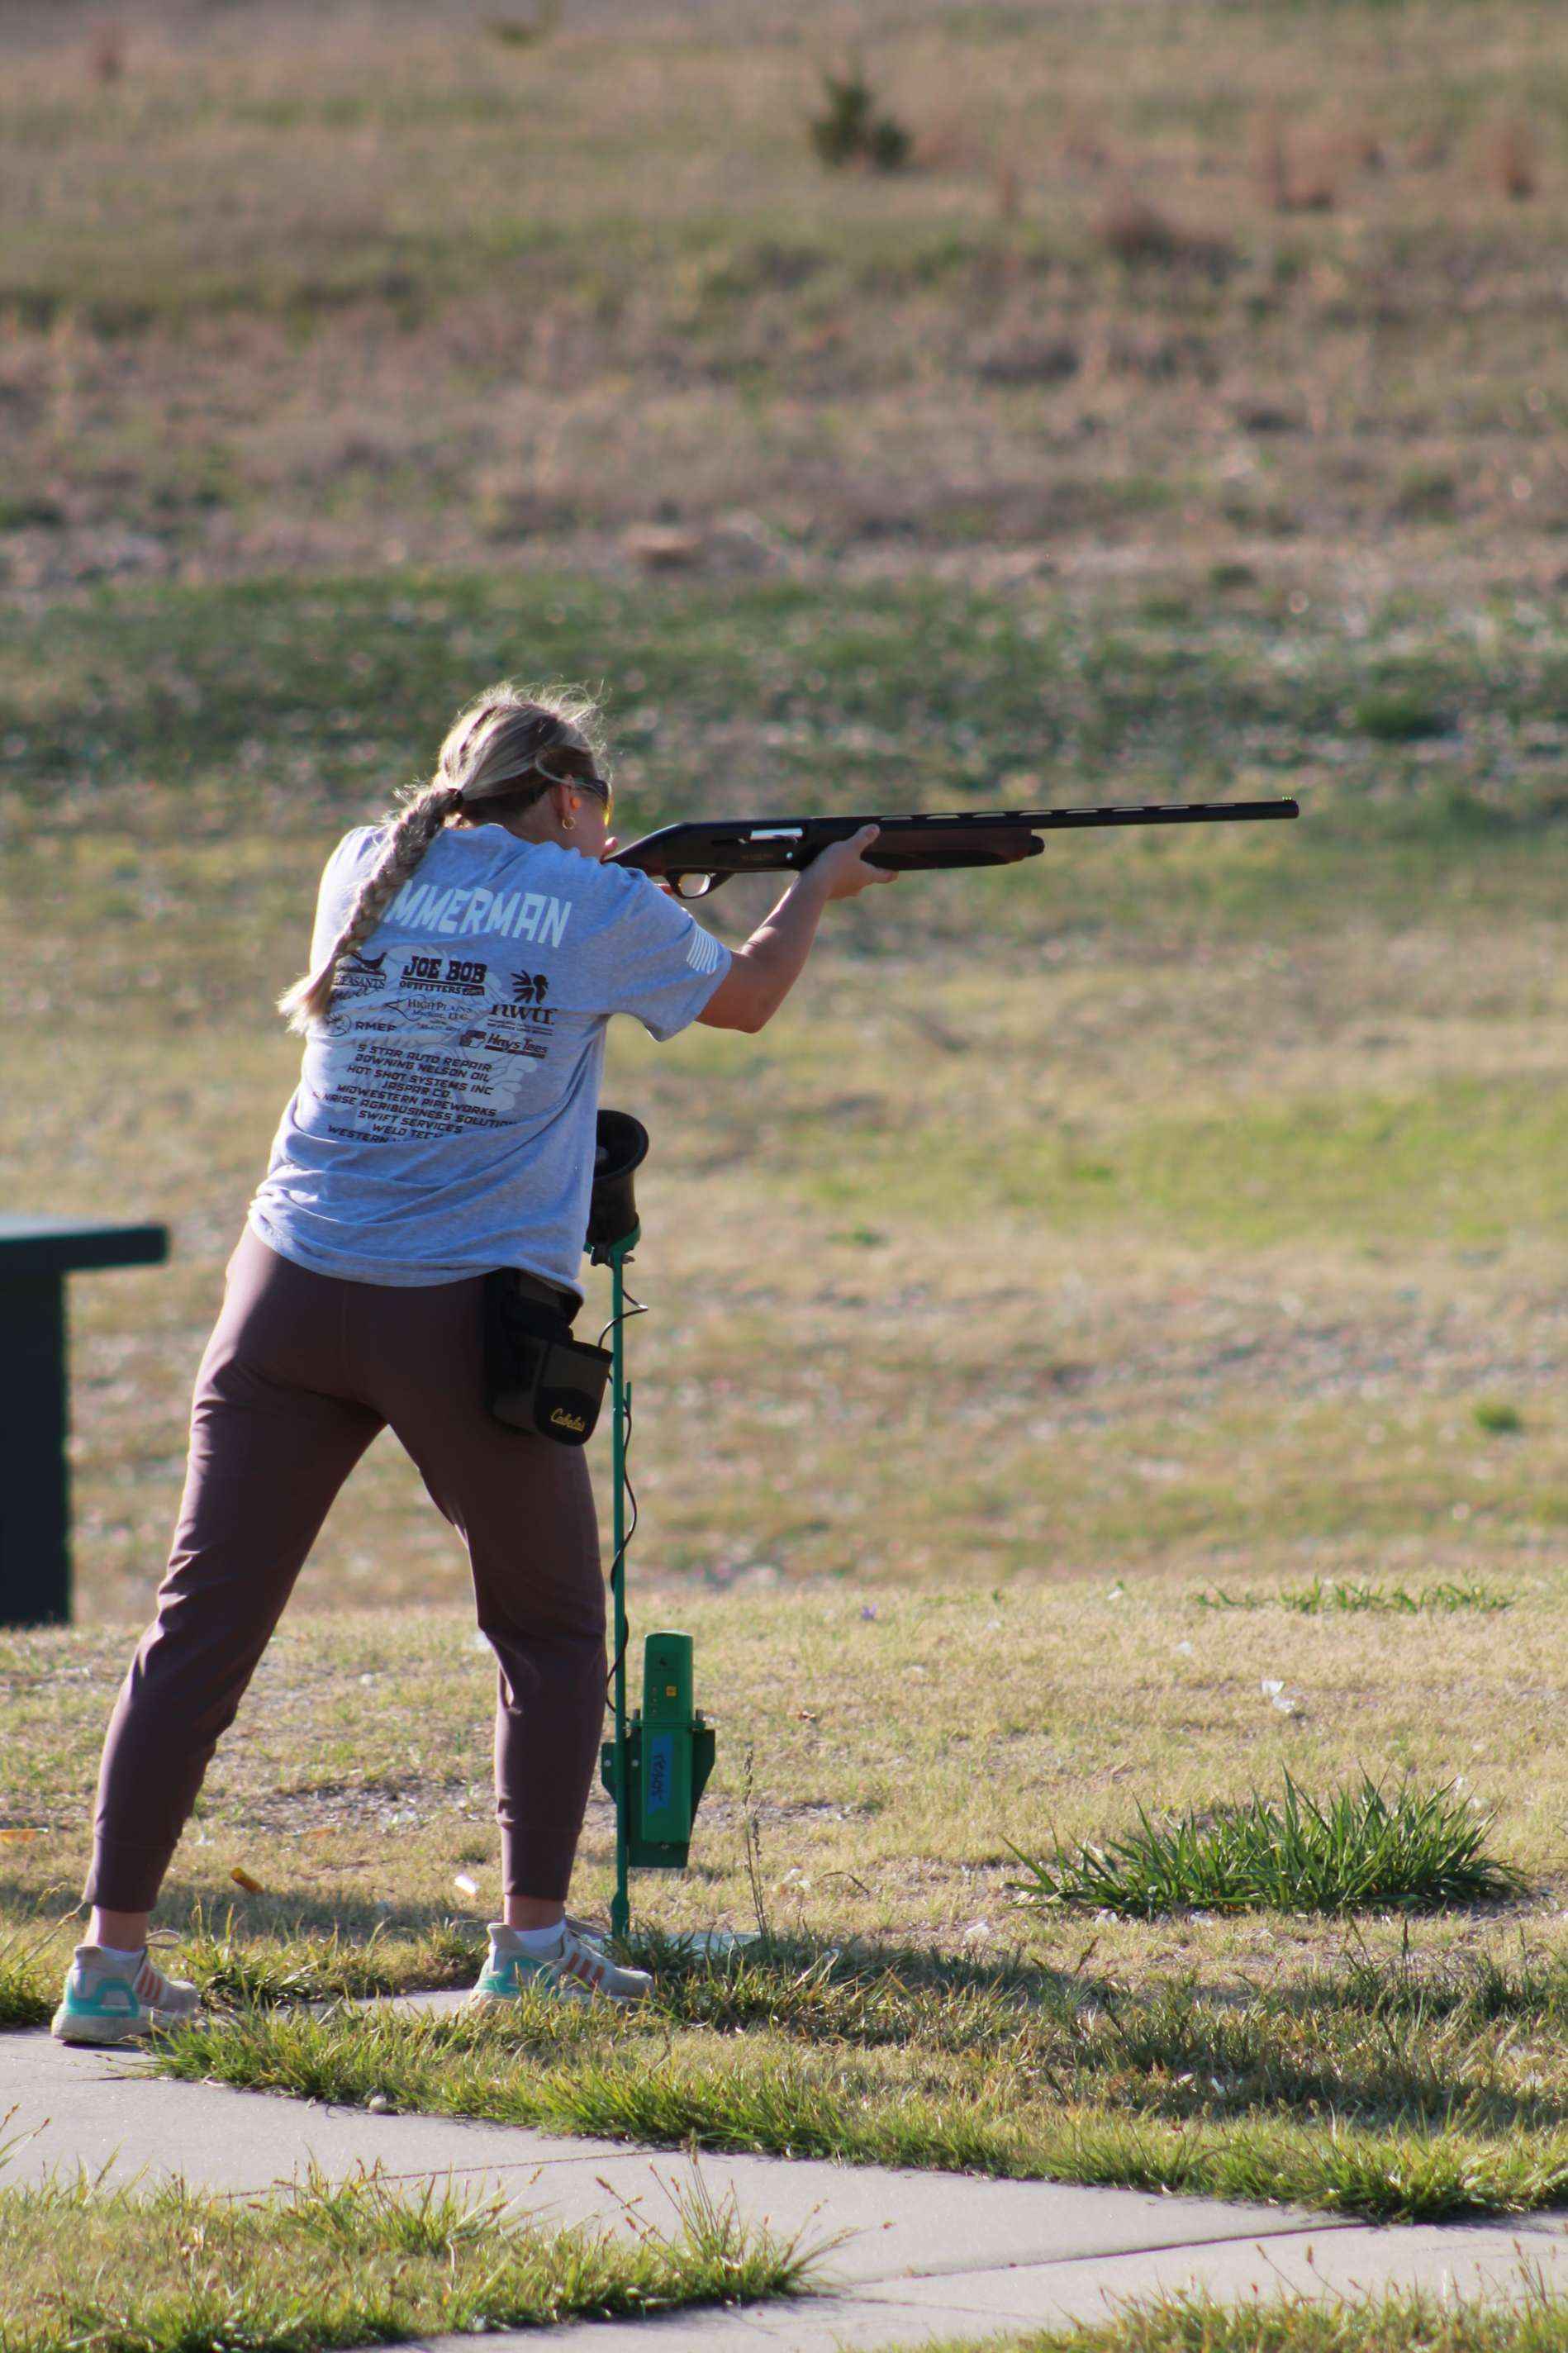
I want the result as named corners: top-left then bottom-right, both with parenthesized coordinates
top-left (1352, 687), bottom-right (1452, 743)
top-left (1009, 1774), bottom-right (1523, 1919)
top-left (487, 2), bottom-right (560, 45)
top-left (809, 62), bottom-right (910, 174)
top-left (1097, 193), bottom-right (1180, 265)
top-left (1475, 1400), bottom-right (1524, 1436)
top-left (1391, 463), bottom-right (1460, 524)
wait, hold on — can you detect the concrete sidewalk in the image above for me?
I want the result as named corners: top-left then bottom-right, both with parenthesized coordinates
top-left (4, 2019), bottom-right (1567, 2351)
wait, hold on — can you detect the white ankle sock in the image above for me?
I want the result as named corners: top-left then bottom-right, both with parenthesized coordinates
top-left (91, 1943), bottom-right (145, 1969)
top-left (500, 1922), bottom-right (564, 1957)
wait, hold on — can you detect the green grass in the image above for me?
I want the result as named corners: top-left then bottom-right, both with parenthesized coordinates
top-left (1199, 1581), bottom-right (1515, 1616)
top-left (4, 570), bottom-right (1567, 940)
top-left (1006, 1775), bottom-right (1523, 1919)
top-left (913, 2292), bottom-right (1568, 2353)
top-left (145, 1933), bottom-right (1568, 2224)
top-left (0, 1907), bottom-right (480, 2038)
top-left (0, 2161), bottom-right (824, 2353)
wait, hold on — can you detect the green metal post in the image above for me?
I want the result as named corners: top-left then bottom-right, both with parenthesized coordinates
top-left (608, 1231), bottom-right (636, 1944)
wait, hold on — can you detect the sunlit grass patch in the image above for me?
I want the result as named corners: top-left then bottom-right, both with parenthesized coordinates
top-left (915, 2288), bottom-right (1568, 2353)
top-left (147, 1929), bottom-right (1568, 2223)
top-left (1007, 1776), bottom-right (1523, 1919)
top-left (0, 1915), bottom-right (74, 2032)
top-left (1198, 1581), bottom-right (1515, 1616)
top-left (178, 1904), bottom-right (482, 2013)
top-left (0, 2160), bottom-right (825, 2352)
top-left (0, 1955), bottom-right (50, 2032)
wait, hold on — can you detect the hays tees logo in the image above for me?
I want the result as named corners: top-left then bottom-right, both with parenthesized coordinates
top-left (511, 971), bottom-right (550, 1005)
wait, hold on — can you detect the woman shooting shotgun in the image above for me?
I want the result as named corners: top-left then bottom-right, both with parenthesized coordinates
top-left (55, 682), bottom-right (894, 2044)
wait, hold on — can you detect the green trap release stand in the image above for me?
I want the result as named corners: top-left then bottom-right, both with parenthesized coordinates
top-left (595, 1219), bottom-right (715, 1944)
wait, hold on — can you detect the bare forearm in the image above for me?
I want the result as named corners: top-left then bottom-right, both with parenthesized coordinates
top-left (727, 870), bottom-right (834, 1029)
top-left (696, 825), bottom-right (893, 1034)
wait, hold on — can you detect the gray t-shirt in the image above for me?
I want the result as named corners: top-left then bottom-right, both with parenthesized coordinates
top-left (249, 824), bottom-right (731, 1295)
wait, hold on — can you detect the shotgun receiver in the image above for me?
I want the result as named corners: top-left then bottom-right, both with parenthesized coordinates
top-left (609, 797), bottom-right (1299, 899)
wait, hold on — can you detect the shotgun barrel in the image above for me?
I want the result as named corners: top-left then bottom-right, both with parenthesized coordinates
top-left (609, 796), bottom-right (1300, 898)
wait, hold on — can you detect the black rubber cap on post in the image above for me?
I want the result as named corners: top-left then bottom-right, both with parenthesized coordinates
top-left (587, 1110), bottom-right (649, 1253)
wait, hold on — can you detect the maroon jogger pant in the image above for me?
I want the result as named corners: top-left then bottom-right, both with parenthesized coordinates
top-left (84, 1228), bottom-right (605, 1913)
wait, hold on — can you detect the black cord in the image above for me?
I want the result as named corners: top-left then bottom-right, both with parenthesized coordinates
top-left (602, 1283), bottom-right (648, 1696)
top-left (606, 1390), bottom-right (638, 1695)
top-left (598, 1284), bottom-right (647, 1353)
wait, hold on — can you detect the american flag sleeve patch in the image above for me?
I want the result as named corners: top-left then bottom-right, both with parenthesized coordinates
top-left (685, 926), bottom-right (726, 976)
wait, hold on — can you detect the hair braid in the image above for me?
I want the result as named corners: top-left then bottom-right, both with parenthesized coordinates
top-left (277, 780), bottom-right (463, 1034)
top-left (277, 679), bottom-right (607, 1037)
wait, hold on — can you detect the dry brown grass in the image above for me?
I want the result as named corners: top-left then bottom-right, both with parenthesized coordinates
top-left (2, 1566), bottom-right (1565, 1969)
top-left (11, 908), bottom-right (1567, 1628)
top-left (1249, 105), bottom-right (1337, 214)
top-left (0, 1), bottom-right (1565, 602)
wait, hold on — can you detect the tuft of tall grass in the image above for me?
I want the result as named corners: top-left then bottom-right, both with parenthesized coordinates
top-left (1276, 1578), bottom-right (1513, 1617)
top-left (968, 2287), bottom-right (1568, 2353)
top-left (0, 2160), bottom-right (827, 2351)
top-left (0, 1916), bottom-right (68, 2032)
top-left (1008, 1775), bottom-right (1523, 1919)
top-left (179, 1906), bottom-right (482, 2013)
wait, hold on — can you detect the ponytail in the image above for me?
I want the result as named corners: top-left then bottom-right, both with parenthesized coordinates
top-left (277, 780), bottom-right (463, 1034)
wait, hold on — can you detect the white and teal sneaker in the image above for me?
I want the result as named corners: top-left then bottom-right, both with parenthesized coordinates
top-left (50, 1942), bottom-right (201, 2046)
top-left (469, 1919), bottom-right (652, 2009)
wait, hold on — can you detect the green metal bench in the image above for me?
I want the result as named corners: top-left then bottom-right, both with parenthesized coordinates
top-left (0, 1216), bottom-right (169, 1627)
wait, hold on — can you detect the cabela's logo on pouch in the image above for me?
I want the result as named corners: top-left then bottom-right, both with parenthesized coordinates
top-left (549, 1405), bottom-right (587, 1433)
top-left (511, 971), bottom-right (550, 1005)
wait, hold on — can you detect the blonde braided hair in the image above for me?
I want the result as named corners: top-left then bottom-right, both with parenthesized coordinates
top-left (278, 681), bottom-right (606, 1034)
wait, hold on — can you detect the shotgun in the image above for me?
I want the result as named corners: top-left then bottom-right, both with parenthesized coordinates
top-left (608, 797), bottom-right (1299, 899)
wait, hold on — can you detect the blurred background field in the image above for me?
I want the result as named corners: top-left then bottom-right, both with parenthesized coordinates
top-left (2, 0), bottom-right (1566, 1925)
top-left (3, 0), bottom-right (1568, 597)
